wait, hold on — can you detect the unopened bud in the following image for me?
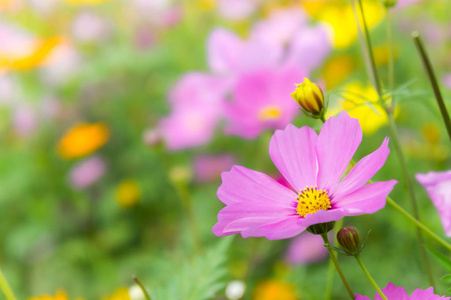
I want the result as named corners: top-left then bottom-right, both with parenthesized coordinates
top-left (307, 221), bottom-right (335, 235)
top-left (291, 78), bottom-right (326, 119)
top-left (337, 226), bottom-right (362, 256)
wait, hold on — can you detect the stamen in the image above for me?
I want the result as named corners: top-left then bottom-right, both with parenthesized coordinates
top-left (296, 186), bottom-right (331, 217)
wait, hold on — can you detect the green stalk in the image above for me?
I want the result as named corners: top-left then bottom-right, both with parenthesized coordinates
top-left (0, 267), bottom-right (16, 300)
top-left (355, 255), bottom-right (387, 300)
top-left (133, 276), bottom-right (152, 300)
top-left (320, 233), bottom-right (355, 300)
top-left (412, 31), bottom-right (451, 143)
top-left (324, 219), bottom-right (343, 300)
top-left (385, 8), bottom-right (395, 109)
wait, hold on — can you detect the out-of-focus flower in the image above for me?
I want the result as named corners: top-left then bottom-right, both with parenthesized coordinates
top-left (65, 0), bottom-right (110, 5)
top-left (116, 180), bottom-right (141, 208)
top-left (302, 0), bottom-right (383, 49)
top-left (12, 105), bottom-right (37, 137)
top-left (252, 279), bottom-right (297, 300)
top-left (355, 282), bottom-right (450, 299)
top-left (284, 232), bottom-right (329, 265)
top-left (72, 11), bottom-right (111, 43)
top-left (0, 22), bottom-right (61, 71)
top-left (226, 280), bottom-right (246, 300)
top-left (443, 73), bottom-right (451, 90)
top-left (416, 170), bottom-right (451, 237)
top-left (322, 55), bottom-right (354, 89)
top-left (401, 123), bottom-right (449, 161)
top-left (213, 112), bottom-right (396, 239)
top-left (102, 288), bottom-right (131, 300)
top-left (69, 156), bottom-right (106, 190)
top-left (193, 154), bottom-right (235, 183)
top-left (128, 285), bottom-right (145, 300)
top-left (28, 290), bottom-right (84, 300)
top-left (158, 73), bottom-right (230, 150)
top-left (142, 128), bottom-right (162, 147)
top-left (216, 0), bottom-right (259, 21)
top-left (58, 122), bottom-right (109, 159)
top-left (224, 66), bottom-right (302, 139)
top-left (328, 82), bottom-right (390, 135)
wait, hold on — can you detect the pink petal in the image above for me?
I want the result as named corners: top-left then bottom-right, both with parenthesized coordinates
top-left (355, 295), bottom-right (372, 300)
top-left (377, 283), bottom-right (408, 300)
top-left (410, 287), bottom-right (450, 300)
top-left (269, 124), bottom-right (318, 191)
top-left (316, 111), bottom-right (362, 191)
top-left (284, 232), bottom-right (330, 265)
top-left (331, 137), bottom-right (390, 199)
top-left (213, 166), bottom-right (300, 239)
top-left (333, 180), bottom-right (397, 216)
top-left (207, 28), bottom-right (244, 74)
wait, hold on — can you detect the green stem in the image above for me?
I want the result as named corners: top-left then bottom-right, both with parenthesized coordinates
top-left (354, 255), bottom-right (387, 300)
top-left (412, 31), bottom-right (451, 143)
top-left (320, 233), bottom-right (355, 300)
top-left (355, 0), bottom-right (382, 96)
top-left (324, 219), bottom-right (343, 300)
top-left (0, 267), bottom-right (16, 300)
top-left (386, 196), bottom-right (451, 252)
top-left (385, 8), bottom-right (395, 108)
top-left (133, 276), bottom-right (152, 300)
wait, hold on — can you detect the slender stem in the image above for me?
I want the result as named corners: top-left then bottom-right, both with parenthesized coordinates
top-left (0, 267), bottom-right (16, 300)
top-left (385, 8), bottom-right (395, 109)
top-left (324, 219), bottom-right (343, 300)
top-left (387, 114), bottom-right (436, 287)
top-left (320, 233), bottom-right (355, 300)
top-left (412, 31), bottom-right (451, 143)
top-left (354, 255), bottom-right (387, 300)
top-left (355, 0), bottom-right (382, 96)
top-left (133, 276), bottom-right (152, 300)
top-left (386, 196), bottom-right (451, 252)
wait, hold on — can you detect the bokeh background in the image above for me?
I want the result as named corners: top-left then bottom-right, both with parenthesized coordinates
top-left (1, 0), bottom-right (451, 299)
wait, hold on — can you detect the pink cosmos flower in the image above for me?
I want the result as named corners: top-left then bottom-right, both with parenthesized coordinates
top-left (69, 156), bottom-right (106, 189)
top-left (355, 282), bottom-right (450, 300)
top-left (194, 154), bottom-right (236, 183)
top-left (284, 232), bottom-right (330, 265)
top-left (224, 66), bottom-right (302, 138)
top-left (212, 112), bottom-right (397, 239)
top-left (416, 170), bottom-right (451, 237)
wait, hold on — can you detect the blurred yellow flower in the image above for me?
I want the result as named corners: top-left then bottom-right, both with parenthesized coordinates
top-left (102, 288), bottom-right (131, 300)
top-left (252, 279), bottom-right (298, 300)
top-left (197, 0), bottom-right (215, 11)
top-left (58, 123), bottom-right (109, 159)
top-left (327, 82), bottom-right (390, 135)
top-left (0, 37), bottom-right (62, 71)
top-left (28, 290), bottom-right (84, 300)
top-left (302, 0), bottom-right (384, 48)
top-left (373, 44), bottom-right (398, 66)
top-left (116, 180), bottom-right (141, 208)
top-left (322, 55), bottom-right (355, 89)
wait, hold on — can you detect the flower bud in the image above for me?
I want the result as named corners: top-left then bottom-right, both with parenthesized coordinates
top-left (337, 226), bottom-right (362, 256)
top-left (307, 221), bottom-right (335, 235)
top-left (291, 78), bottom-right (326, 119)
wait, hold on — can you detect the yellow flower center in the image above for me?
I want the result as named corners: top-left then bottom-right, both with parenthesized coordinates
top-left (296, 186), bottom-right (331, 217)
top-left (258, 106), bottom-right (282, 121)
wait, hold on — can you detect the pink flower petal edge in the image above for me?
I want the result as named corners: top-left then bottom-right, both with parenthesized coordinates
top-left (355, 282), bottom-right (450, 300)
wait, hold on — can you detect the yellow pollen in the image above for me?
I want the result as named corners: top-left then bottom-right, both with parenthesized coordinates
top-left (296, 186), bottom-right (331, 217)
top-left (258, 106), bottom-right (282, 121)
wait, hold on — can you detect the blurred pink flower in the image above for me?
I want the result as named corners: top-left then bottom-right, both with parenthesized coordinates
top-left (72, 11), bottom-right (111, 43)
top-left (284, 232), bottom-right (329, 265)
top-left (70, 156), bottom-right (106, 189)
top-left (213, 112), bottom-right (397, 239)
top-left (356, 282), bottom-right (449, 300)
top-left (224, 66), bottom-right (302, 138)
top-left (216, 0), bottom-right (259, 21)
top-left (13, 106), bottom-right (37, 137)
top-left (443, 74), bottom-right (451, 90)
top-left (194, 154), bottom-right (235, 183)
top-left (40, 42), bottom-right (81, 86)
top-left (416, 170), bottom-right (451, 237)
top-left (207, 28), bottom-right (282, 76)
top-left (142, 128), bottom-right (162, 146)
top-left (158, 73), bottom-right (231, 150)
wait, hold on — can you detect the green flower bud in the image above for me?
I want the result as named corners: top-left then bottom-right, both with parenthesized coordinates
top-left (307, 221), bottom-right (335, 235)
top-left (290, 78), bottom-right (326, 119)
top-left (337, 226), bottom-right (363, 256)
